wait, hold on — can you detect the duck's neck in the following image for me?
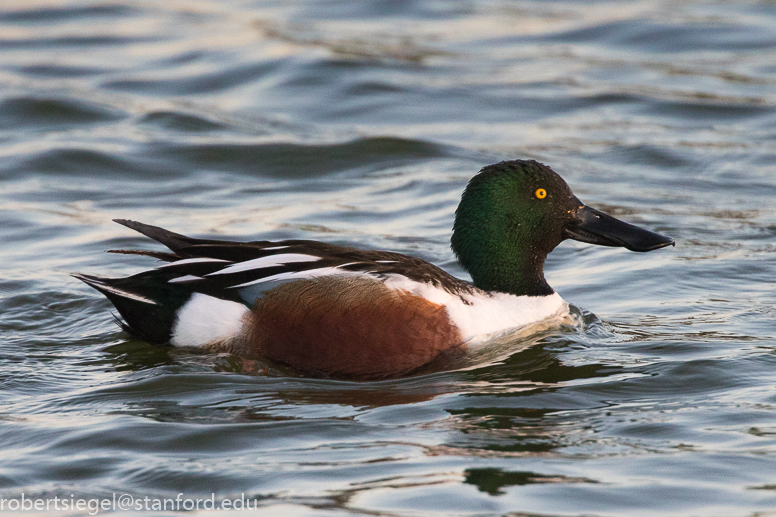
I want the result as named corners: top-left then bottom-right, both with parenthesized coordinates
top-left (467, 247), bottom-right (553, 297)
top-left (451, 226), bottom-right (554, 297)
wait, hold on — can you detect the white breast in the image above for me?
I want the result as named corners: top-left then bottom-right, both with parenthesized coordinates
top-left (382, 274), bottom-right (568, 342)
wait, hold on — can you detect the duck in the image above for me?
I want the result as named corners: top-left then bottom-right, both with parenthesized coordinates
top-left (74, 160), bottom-right (674, 380)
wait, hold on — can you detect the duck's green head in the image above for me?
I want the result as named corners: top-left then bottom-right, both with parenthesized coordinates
top-left (451, 160), bottom-right (674, 297)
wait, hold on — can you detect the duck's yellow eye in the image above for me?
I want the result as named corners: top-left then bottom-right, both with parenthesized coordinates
top-left (535, 188), bottom-right (547, 199)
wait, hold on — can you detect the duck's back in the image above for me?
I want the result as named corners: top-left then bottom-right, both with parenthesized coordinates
top-left (75, 220), bottom-right (492, 379)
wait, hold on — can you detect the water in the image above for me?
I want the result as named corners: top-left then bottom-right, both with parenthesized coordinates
top-left (1, 1), bottom-right (776, 515)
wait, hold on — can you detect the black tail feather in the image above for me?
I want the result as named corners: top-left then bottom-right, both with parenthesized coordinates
top-left (112, 219), bottom-right (225, 254)
top-left (110, 312), bottom-right (133, 334)
top-left (106, 248), bottom-right (181, 262)
top-left (72, 272), bottom-right (190, 344)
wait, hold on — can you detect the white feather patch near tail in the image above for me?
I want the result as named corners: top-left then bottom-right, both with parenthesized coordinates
top-left (170, 293), bottom-right (250, 348)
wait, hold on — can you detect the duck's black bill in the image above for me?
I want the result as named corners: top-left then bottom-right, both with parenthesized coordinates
top-left (565, 205), bottom-right (674, 252)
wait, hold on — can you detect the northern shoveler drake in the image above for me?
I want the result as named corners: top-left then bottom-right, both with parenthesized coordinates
top-left (74, 160), bottom-right (674, 380)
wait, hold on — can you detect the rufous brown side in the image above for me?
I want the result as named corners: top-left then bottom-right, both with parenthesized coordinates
top-left (236, 275), bottom-right (464, 380)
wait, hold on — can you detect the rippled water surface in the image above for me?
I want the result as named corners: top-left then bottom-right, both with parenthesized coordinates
top-left (2, 1), bottom-right (776, 516)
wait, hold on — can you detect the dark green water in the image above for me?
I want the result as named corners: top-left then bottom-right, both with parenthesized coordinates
top-left (1, 1), bottom-right (776, 516)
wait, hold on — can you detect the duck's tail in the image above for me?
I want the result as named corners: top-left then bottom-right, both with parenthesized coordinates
top-left (72, 271), bottom-right (191, 344)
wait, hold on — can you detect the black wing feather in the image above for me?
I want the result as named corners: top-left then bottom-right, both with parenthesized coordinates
top-left (108, 220), bottom-right (474, 297)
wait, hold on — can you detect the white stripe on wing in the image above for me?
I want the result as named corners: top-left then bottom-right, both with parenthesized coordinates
top-left (168, 275), bottom-right (203, 283)
top-left (227, 266), bottom-right (348, 289)
top-left (206, 254), bottom-right (321, 276)
top-left (157, 257), bottom-right (231, 269)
